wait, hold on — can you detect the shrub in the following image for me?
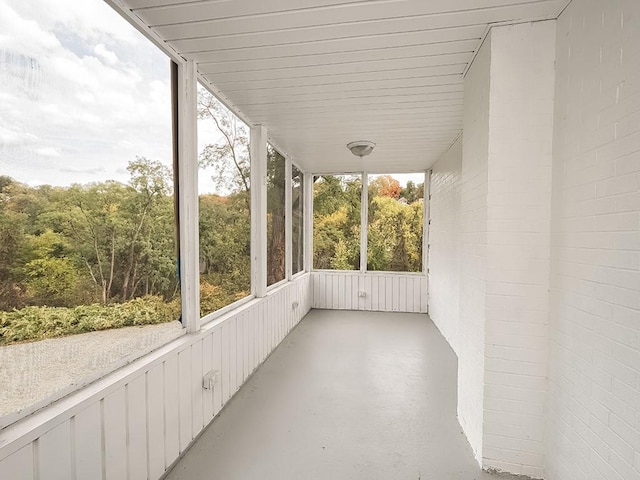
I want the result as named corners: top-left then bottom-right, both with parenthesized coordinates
top-left (0, 295), bottom-right (181, 346)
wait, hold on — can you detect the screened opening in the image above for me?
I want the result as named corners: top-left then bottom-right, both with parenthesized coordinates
top-left (0, 0), bottom-right (181, 425)
top-left (267, 145), bottom-right (286, 286)
top-left (291, 164), bottom-right (304, 275)
top-left (367, 174), bottom-right (424, 272)
top-left (197, 84), bottom-right (251, 318)
top-left (313, 174), bottom-right (362, 270)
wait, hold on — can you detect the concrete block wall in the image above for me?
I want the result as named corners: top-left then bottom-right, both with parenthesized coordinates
top-left (546, 1), bottom-right (640, 479)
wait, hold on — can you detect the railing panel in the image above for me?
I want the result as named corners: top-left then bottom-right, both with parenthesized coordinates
top-left (311, 272), bottom-right (426, 313)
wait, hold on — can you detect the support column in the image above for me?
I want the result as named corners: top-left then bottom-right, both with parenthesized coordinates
top-left (456, 20), bottom-right (556, 478)
top-left (250, 125), bottom-right (268, 297)
top-left (360, 172), bottom-right (368, 273)
top-left (303, 173), bottom-right (313, 272)
top-left (177, 60), bottom-right (200, 333)
top-left (285, 157), bottom-right (293, 280)
top-left (481, 22), bottom-right (555, 478)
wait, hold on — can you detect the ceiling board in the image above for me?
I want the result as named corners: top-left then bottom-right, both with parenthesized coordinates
top-left (118, 0), bottom-right (569, 172)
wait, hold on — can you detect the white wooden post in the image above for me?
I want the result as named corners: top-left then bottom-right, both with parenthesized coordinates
top-left (285, 157), bottom-right (292, 281)
top-left (423, 169), bottom-right (432, 276)
top-left (177, 59), bottom-right (200, 333)
top-left (360, 172), bottom-right (368, 273)
top-left (303, 172), bottom-right (313, 272)
top-left (250, 125), bottom-right (268, 297)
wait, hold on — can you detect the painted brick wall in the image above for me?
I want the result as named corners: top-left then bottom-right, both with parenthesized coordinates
top-left (430, 22), bottom-right (556, 476)
top-left (547, 1), bottom-right (640, 479)
top-left (481, 21), bottom-right (556, 479)
top-left (428, 136), bottom-right (462, 355)
top-left (457, 33), bottom-right (491, 462)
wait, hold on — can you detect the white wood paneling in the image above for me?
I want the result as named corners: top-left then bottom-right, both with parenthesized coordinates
top-left (147, 364), bottom-right (165, 478)
top-left (39, 421), bottom-right (72, 480)
top-left (0, 444), bottom-right (33, 480)
top-left (73, 404), bottom-right (102, 480)
top-left (127, 376), bottom-right (148, 480)
top-left (163, 355), bottom-right (180, 467)
top-left (311, 272), bottom-right (427, 313)
top-left (0, 275), bottom-right (312, 480)
top-left (114, 0), bottom-right (569, 174)
top-left (103, 389), bottom-right (127, 480)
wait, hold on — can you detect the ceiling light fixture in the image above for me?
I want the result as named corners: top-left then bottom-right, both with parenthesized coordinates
top-left (347, 140), bottom-right (376, 158)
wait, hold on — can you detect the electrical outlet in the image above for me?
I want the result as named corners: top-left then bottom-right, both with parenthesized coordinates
top-left (358, 291), bottom-right (367, 298)
top-left (202, 370), bottom-right (219, 390)
top-left (292, 301), bottom-right (299, 309)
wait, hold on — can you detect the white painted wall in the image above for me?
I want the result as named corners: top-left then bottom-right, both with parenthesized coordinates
top-left (0, 275), bottom-right (312, 480)
top-left (311, 272), bottom-right (427, 313)
top-left (429, 21), bottom-right (556, 477)
top-left (428, 136), bottom-right (462, 355)
top-left (547, 1), bottom-right (640, 479)
top-left (482, 21), bottom-right (556, 478)
top-left (457, 30), bottom-right (491, 463)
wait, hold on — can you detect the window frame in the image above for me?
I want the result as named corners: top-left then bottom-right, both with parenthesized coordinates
top-left (195, 79), bottom-right (255, 325)
top-left (290, 161), bottom-right (306, 278)
top-left (310, 170), bottom-right (429, 276)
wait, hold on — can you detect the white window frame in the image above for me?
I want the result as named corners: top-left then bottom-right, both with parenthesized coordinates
top-left (310, 171), bottom-right (429, 276)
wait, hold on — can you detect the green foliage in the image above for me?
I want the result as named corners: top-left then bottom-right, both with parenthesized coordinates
top-left (0, 296), bottom-right (180, 346)
top-left (312, 175), bottom-right (362, 270)
top-left (312, 174), bottom-right (424, 272)
top-left (367, 196), bottom-right (423, 272)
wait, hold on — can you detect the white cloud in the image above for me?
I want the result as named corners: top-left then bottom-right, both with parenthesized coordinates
top-left (0, 0), bottom-right (173, 187)
top-left (93, 43), bottom-right (118, 66)
top-left (35, 147), bottom-right (62, 157)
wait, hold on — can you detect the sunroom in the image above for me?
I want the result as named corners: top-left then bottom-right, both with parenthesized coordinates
top-left (0, 1), bottom-right (638, 479)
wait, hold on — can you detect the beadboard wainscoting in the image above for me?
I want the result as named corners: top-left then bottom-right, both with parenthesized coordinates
top-left (0, 274), bottom-right (311, 480)
top-left (311, 272), bottom-right (428, 313)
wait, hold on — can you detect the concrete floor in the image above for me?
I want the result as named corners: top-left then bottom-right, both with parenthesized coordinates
top-left (166, 310), bottom-right (497, 480)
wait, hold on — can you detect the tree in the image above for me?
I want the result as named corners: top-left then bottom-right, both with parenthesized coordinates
top-left (197, 88), bottom-right (250, 200)
top-left (120, 157), bottom-right (174, 300)
top-left (312, 175), bottom-right (362, 270)
top-left (22, 230), bottom-right (78, 306)
top-left (267, 146), bottom-right (286, 285)
top-left (400, 180), bottom-right (419, 203)
top-left (369, 175), bottom-right (401, 199)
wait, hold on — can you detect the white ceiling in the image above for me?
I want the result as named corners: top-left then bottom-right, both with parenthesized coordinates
top-left (121, 0), bottom-right (569, 173)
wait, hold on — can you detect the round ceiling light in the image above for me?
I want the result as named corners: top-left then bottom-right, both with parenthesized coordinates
top-left (347, 140), bottom-right (376, 158)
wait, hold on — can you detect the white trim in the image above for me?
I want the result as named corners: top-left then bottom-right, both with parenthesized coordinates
top-left (360, 172), bottom-right (368, 273)
top-left (423, 170), bottom-right (431, 276)
top-left (199, 295), bottom-right (255, 326)
top-left (291, 162), bottom-right (305, 276)
top-left (266, 277), bottom-right (288, 293)
top-left (177, 59), bottom-right (200, 334)
top-left (250, 125), bottom-right (268, 297)
top-left (303, 173), bottom-right (314, 272)
top-left (105, 0), bottom-right (183, 64)
top-left (196, 73), bottom-right (253, 129)
top-left (292, 270), bottom-right (307, 281)
top-left (0, 274), bottom-right (311, 462)
top-left (312, 269), bottom-right (426, 276)
top-left (285, 157), bottom-right (293, 281)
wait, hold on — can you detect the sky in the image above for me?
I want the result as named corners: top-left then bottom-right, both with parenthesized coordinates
top-left (0, 0), bottom-right (421, 193)
top-left (0, 0), bottom-right (174, 188)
